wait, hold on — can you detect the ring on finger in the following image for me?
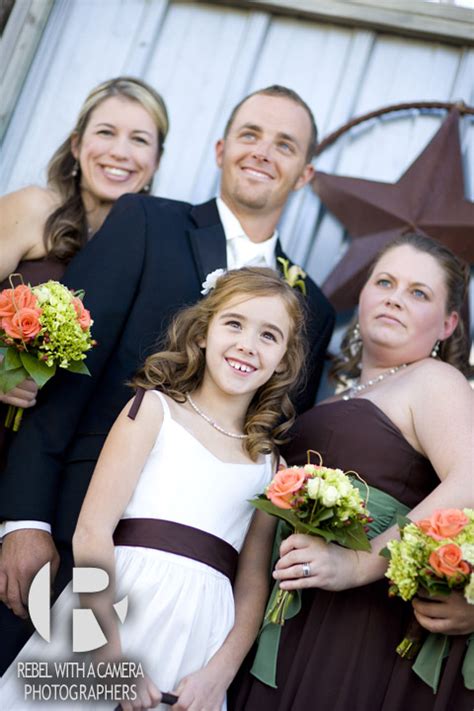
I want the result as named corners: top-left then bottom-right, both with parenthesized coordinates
top-left (302, 562), bottom-right (311, 578)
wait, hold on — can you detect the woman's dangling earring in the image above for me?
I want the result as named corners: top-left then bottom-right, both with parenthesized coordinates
top-left (143, 183), bottom-right (151, 193)
top-left (71, 160), bottom-right (79, 178)
top-left (431, 340), bottom-right (441, 358)
top-left (348, 322), bottom-right (362, 357)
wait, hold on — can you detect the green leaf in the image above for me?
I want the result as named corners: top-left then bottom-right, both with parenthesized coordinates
top-left (4, 348), bottom-right (22, 371)
top-left (249, 498), bottom-right (301, 530)
top-left (331, 522), bottom-right (371, 552)
top-left (379, 545), bottom-right (390, 559)
top-left (19, 352), bottom-right (56, 387)
top-left (396, 514), bottom-right (412, 529)
top-left (249, 498), bottom-right (371, 551)
top-left (66, 360), bottom-right (91, 375)
top-left (0, 366), bottom-right (29, 393)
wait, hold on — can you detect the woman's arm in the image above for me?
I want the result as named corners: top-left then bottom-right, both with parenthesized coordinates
top-left (0, 187), bottom-right (57, 280)
top-left (172, 510), bottom-right (276, 710)
top-left (72, 391), bottom-right (162, 662)
top-left (274, 362), bottom-right (473, 592)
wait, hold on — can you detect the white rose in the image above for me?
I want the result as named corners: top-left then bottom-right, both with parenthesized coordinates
top-left (461, 544), bottom-right (474, 565)
top-left (321, 484), bottom-right (340, 507)
top-left (307, 477), bottom-right (321, 500)
top-left (465, 574), bottom-right (474, 605)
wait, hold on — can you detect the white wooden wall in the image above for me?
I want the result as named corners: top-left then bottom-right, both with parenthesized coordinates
top-left (1, 0), bottom-right (473, 343)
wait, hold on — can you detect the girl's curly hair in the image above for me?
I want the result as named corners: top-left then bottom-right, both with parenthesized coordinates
top-left (133, 267), bottom-right (307, 460)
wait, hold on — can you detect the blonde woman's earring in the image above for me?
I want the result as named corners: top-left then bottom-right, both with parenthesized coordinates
top-left (71, 160), bottom-right (79, 178)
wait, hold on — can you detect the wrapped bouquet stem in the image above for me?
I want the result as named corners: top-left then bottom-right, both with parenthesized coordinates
top-left (0, 276), bottom-right (95, 430)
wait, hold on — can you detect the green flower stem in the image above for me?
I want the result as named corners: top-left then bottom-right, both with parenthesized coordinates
top-left (5, 405), bottom-right (24, 432)
top-left (396, 616), bottom-right (425, 659)
top-left (265, 589), bottom-right (295, 626)
top-left (396, 636), bottom-right (423, 660)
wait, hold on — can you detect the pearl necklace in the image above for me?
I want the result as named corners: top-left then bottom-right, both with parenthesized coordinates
top-left (342, 363), bottom-right (408, 401)
top-left (187, 394), bottom-right (248, 440)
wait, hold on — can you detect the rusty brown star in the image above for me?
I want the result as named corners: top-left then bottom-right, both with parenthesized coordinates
top-left (313, 109), bottom-right (474, 311)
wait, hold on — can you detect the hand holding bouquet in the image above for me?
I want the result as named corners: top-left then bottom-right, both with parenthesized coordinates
top-left (0, 278), bottom-right (95, 430)
top-left (250, 452), bottom-right (371, 625)
top-left (384, 508), bottom-right (474, 658)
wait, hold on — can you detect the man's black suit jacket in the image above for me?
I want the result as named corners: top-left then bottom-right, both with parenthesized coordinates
top-left (0, 195), bottom-right (334, 543)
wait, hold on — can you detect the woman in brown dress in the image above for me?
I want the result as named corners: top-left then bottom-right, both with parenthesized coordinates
top-left (233, 232), bottom-right (473, 710)
top-left (0, 75), bottom-right (169, 417)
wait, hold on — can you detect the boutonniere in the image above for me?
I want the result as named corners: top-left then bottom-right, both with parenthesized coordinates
top-left (277, 257), bottom-right (307, 295)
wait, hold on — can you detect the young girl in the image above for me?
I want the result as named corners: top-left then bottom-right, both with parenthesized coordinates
top-left (0, 267), bottom-right (306, 710)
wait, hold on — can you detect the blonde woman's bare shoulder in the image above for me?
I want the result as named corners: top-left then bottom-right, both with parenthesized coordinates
top-left (2, 185), bottom-right (59, 215)
top-left (0, 186), bottom-right (60, 274)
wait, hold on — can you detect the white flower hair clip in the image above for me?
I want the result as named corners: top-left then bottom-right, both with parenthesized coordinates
top-left (200, 268), bottom-right (227, 295)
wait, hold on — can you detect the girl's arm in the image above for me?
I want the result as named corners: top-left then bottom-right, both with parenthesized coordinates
top-left (172, 510), bottom-right (276, 710)
top-left (0, 187), bottom-right (56, 279)
top-left (72, 391), bottom-right (163, 662)
top-left (274, 361), bottom-right (473, 592)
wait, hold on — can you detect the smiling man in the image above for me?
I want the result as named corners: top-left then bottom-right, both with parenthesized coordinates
top-left (0, 85), bottom-right (334, 674)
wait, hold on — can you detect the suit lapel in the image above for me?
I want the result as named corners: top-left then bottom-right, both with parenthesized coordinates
top-left (275, 240), bottom-right (286, 275)
top-left (188, 199), bottom-right (227, 282)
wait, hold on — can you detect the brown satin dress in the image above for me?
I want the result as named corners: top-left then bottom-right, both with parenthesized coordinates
top-left (231, 399), bottom-right (472, 711)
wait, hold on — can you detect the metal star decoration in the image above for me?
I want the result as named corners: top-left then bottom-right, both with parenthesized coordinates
top-left (313, 108), bottom-right (474, 311)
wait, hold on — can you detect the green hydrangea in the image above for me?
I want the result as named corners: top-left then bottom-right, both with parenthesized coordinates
top-left (32, 281), bottom-right (93, 368)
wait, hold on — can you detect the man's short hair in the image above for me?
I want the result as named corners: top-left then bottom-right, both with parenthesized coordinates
top-left (223, 85), bottom-right (318, 162)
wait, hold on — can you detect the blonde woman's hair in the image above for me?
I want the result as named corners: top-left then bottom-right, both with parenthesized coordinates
top-left (44, 76), bottom-right (169, 262)
top-left (133, 267), bottom-right (308, 461)
top-left (331, 232), bottom-right (472, 384)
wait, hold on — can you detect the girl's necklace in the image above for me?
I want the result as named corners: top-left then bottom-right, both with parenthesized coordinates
top-left (342, 363), bottom-right (408, 401)
top-left (187, 394), bottom-right (248, 440)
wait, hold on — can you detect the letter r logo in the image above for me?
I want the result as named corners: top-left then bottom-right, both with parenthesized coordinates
top-left (28, 563), bottom-right (128, 652)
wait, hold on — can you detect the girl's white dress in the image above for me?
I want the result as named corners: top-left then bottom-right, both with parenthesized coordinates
top-left (0, 391), bottom-right (272, 709)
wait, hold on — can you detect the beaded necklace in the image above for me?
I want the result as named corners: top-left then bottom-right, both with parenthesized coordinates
top-left (187, 394), bottom-right (248, 440)
top-left (342, 363), bottom-right (408, 401)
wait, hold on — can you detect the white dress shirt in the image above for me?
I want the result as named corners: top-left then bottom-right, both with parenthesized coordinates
top-left (0, 198), bottom-right (279, 541)
top-left (216, 197), bottom-right (278, 270)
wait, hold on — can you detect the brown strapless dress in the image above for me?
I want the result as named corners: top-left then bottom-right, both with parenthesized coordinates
top-left (231, 399), bottom-right (472, 711)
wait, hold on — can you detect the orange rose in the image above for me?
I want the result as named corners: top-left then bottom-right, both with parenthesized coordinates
top-left (0, 289), bottom-right (15, 318)
top-left (266, 467), bottom-right (306, 509)
top-left (418, 509), bottom-right (469, 541)
top-left (429, 543), bottom-right (470, 579)
top-left (12, 284), bottom-right (38, 310)
top-left (3, 307), bottom-right (42, 341)
top-left (0, 285), bottom-right (38, 319)
top-left (72, 297), bottom-right (92, 330)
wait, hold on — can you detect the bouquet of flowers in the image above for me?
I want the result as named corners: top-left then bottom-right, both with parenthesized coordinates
top-left (250, 452), bottom-right (371, 625)
top-left (0, 278), bottom-right (95, 430)
top-left (384, 508), bottom-right (474, 658)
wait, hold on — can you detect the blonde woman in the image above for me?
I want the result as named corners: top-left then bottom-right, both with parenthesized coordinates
top-left (0, 76), bottom-right (169, 411)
